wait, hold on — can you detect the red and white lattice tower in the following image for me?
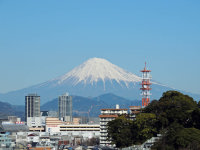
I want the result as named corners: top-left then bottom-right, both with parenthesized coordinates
top-left (140, 62), bottom-right (152, 107)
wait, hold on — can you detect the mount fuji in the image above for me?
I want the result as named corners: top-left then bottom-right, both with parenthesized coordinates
top-left (0, 58), bottom-right (199, 105)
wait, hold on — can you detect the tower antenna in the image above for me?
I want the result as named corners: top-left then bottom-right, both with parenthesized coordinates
top-left (140, 62), bottom-right (152, 107)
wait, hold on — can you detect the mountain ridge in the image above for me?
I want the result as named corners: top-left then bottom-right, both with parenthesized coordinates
top-left (41, 93), bottom-right (139, 117)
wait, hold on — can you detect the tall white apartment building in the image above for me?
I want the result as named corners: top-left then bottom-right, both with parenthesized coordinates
top-left (99, 104), bottom-right (128, 146)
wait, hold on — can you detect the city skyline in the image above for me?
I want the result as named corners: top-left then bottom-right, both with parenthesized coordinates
top-left (0, 1), bottom-right (200, 94)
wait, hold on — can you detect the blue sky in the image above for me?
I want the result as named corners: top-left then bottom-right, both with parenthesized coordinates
top-left (0, 0), bottom-right (200, 94)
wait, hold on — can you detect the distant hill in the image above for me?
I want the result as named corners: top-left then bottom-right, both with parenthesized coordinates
top-left (0, 101), bottom-right (24, 120)
top-left (41, 93), bottom-right (140, 117)
top-left (93, 93), bottom-right (140, 106)
top-left (0, 91), bottom-right (197, 119)
top-left (0, 93), bottom-right (136, 119)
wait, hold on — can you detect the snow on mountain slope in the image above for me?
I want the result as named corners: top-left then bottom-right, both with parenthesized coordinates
top-left (1, 57), bottom-right (198, 105)
top-left (55, 58), bottom-right (141, 88)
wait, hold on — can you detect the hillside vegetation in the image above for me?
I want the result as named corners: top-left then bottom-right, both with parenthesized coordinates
top-left (107, 91), bottom-right (200, 149)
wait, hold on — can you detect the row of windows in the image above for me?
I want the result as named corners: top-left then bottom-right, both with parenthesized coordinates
top-left (60, 126), bottom-right (99, 128)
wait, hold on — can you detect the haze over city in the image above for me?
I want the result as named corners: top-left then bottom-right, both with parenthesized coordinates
top-left (0, 0), bottom-right (200, 95)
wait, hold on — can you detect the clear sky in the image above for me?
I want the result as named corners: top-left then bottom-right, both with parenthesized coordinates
top-left (0, 0), bottom-right (200, 94)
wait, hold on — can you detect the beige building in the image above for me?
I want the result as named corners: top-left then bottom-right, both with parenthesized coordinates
top-left (73, 118), bottom-right (81, 125)
top-left (129, 106), bottom-right (141, 114)
top-left (45, 117), bottom-right (100, 138)
top-left (45, 117), bottom-right (63, 133)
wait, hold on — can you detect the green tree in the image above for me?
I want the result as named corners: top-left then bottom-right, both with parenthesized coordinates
top-left (107, 115), bottom-right (133, 148)
top-left (107, 114), bottom-right (158, 147)
top-left (107, 91), bottom-right (200, 149)
top-left (152, 123), bottom-right (200, 150)
top-left (191, 108), bottom-right (200, 129)
top-left (198, 101), bottom-right (200, 108)
top-left (134, 113), bottom-right (157, 144)
top-left (144, 91), bottom-right (197, 129)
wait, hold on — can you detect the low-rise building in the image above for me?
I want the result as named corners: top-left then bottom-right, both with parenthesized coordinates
top-left (45, 117), bottom-right (100, 138)
top-left (129, 106), bottom-right (141, 119)
top-left (60, 124), bottom-right (100, 132)
top-left (27, 133), bottom-right (39, 143)
top-left (0, 133), bottom-right (15, 148)
top-left (29, 127), bottom-right (45, 132)
top-left (73, 118), bottom-right (81, 125)
top-left (129, 106), bottom-right (141, 114)
top-left (27, 117), bottom-right (42, 128)
top-left (45, 117), bottom-right (63, 133)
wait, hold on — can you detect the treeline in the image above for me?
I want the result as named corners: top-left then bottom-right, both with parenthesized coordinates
top-left (107, 91), bottom-right (200, 150)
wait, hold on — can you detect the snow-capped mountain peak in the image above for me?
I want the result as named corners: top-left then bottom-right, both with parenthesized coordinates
top-left (56, 57), bottom-right (141, 87)
top-left (2, 57), bottom-right (197, 106)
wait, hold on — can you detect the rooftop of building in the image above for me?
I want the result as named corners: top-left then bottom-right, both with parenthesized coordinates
top-left (60, 124), bottom-right (100, 127)
top-left (101, 108), bottom-right (128, 111)
top-left (99, 115), bottom-right (118, 118)
top-left (0, 124), bottom-right (29, 132)
top-left (129, 106), bottom-right (142, 109)
top-left (27, 93), bottom-right (39, 96)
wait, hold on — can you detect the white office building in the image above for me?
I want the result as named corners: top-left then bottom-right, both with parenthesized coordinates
top-left (99, 104), bottom-right (128, 146)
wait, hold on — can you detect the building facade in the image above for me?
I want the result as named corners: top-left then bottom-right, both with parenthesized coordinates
top-left (129, 106), bottom-right (141, 120)
top-left (58, 93), bottom-right (72, 122)
top-left (27, 117), bottom-right (42, 128)
top-left (45, 117), bottom-right (63, 133)
top-left (99, 104), bottom-right (128, 146)
top-left (25, 94), bottom-right (40, 122)
top-left (45, 118), bottom-right (100, 138)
